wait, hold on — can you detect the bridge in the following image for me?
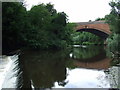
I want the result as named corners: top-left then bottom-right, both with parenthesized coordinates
top-left (75, 21), bottom-right (111, 39)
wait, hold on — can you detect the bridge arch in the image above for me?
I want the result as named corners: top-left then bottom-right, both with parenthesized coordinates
top-left (75, 21), bottom-right (111, 39)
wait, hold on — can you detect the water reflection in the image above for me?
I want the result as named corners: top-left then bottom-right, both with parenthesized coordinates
top-left (16, 50), bottom-right (70, 89)
top-left (70, 46), bottom-right (111, 69)
top-left (6, 46), bottom-right (119, 89)
top-left (71, 46), bottom-right (106, 61)
top-left (63, 68), bottom-right (110, 88)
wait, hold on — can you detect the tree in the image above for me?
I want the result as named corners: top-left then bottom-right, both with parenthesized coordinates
top-left (105, 0), bottom-right (120, 34)
top-left (45, 3), bottom-right (57, 16)
top-left (25, 4), bottom-right (51, 49)
top-left (26, 4), bottom-right (71, 49)
top-left (2, 2), bottom-right (73, 54)
top-left (72, 32), bottom-right (103, 45)
top-left (106, 0), bottom-right (120, 56)
top-left (2, 2), bottom-right (27, 54)
top-left (95, 17), bottom-right (105, 21)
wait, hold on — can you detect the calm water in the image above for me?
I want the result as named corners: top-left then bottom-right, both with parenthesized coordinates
top-left (0, 46), bottom-right (120, 89)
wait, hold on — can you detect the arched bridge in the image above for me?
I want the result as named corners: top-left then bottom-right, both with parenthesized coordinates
top-left (75, 21), bottom-right (111, 39)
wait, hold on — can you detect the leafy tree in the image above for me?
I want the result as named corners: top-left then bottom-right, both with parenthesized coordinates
top-left (25, 4), bottom-right (51, 49)
top-left (106, 0), bottom-right (120, 57)
top-left (26, 4), bottom-right (71, 49)
top-left (72, 32), bottom-right (103, 45)
top-left (2, 2), bottom-right (27, 54)
top-left (45, 3), bottom-right (57, 16)
top-left (2, 2), bottom-right (73, 54)
top-left (105, 0), bottom-right (120, 34)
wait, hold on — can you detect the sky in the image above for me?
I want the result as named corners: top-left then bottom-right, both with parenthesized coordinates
top-left (24, 0), bottom-right (112, 22)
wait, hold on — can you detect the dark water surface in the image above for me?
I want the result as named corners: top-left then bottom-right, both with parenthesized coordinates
top-left (1, 46), bottom-right (120, 89)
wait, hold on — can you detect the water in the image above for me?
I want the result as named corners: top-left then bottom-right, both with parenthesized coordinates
top-left (0, 46), bottom-right (120, 89)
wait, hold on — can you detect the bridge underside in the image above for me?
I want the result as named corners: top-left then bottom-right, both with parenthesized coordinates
top-left (76, 28), bottom-right (109, 40)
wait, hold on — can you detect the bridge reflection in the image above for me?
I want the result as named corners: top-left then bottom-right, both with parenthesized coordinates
top-left (73, 58), bottom-right (111, 70)
top-left (70, 46), bottom-right (111, 69)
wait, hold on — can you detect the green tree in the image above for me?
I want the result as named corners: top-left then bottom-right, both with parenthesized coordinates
top-left (45, 3), bottom-right (57, 16)
top-left (106, 0), bottom-right (120, 57)
top-left (2, 2), bottom-right (27, 54)
top-left (72, 32), bottom-right (103, 45)
top-left (25, 4), bottom-right (51, 49)
top-left (105, 0), bottom-right (120, 34)
top-left (27, 4), bottom-right (71, 49)
top-left (2, 2), bottom-right (73, 54)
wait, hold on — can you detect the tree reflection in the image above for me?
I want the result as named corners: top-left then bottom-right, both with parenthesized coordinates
top-left (13, 46), bottom-right (120, 89)
top-left (15, 49), bottom-right (70, 89)
top-left (71, 45), bottom-right (106, 62)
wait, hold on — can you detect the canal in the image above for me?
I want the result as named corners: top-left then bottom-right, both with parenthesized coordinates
top-left (0, 46), bottom-right (120, 89)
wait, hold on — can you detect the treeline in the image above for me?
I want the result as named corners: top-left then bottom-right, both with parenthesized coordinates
top-left (2, 2), bottom-right (73, 54)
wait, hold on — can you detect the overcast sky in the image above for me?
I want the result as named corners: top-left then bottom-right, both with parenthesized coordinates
top-left (24, 0), bottom-right (112, 22)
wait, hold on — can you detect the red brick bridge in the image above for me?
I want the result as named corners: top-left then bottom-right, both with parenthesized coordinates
top-left (75, 21), bottom-right (111, 39)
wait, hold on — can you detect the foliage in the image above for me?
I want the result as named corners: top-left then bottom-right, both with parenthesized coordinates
top-left (105, 0), bottom-right (120, 58)
top-left (2, 2), bottom-right (27, 54)
top-left (105, 0), bottom-right (120, 34)
top-left (24, 4), bottom-right (52, 49)
top-left (107, 34), bottom-right (120, 53)
top-left (72, 32), bottom-right (103, 45)
top-left (95, 17), bottom-right (105, 21)
top-left (2, 2), bottom-right (73, 54)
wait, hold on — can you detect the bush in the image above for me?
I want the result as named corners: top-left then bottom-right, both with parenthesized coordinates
top-left (106, 34), bottom-right (120, 53)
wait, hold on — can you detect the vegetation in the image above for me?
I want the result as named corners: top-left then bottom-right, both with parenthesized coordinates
top-left (72, 32), bottom-right (103, 45)
top-left (95, 17), bottom-right (105, 21)
top-left (2, 2), bottom-right (27, 54)
top-left (2, 2), bottom-right (73, 54)
top-left (105, 0), bottom-right (120, 57)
